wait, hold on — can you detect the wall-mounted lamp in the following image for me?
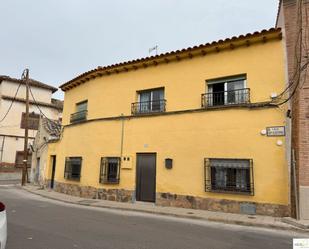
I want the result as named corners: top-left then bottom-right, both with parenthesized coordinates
top-left (260, 129), bottom-right (267, 135)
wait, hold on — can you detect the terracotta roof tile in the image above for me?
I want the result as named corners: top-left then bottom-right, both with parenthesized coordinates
top-left (60, 27), bottom-right (282, 91)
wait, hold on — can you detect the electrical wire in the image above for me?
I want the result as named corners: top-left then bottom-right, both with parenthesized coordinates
top-left (299, 3), bottom-right (309, 90)
top-left (275, 59), bottom-right (309, 105)
top-left (0, 81), bottom-right (22, 123)
top-left (276, 0), bottom-right (303, 98)
top-left (28, 84), bottom-right (61, 127)
top-left (273, 0), bottom-right (307, 105)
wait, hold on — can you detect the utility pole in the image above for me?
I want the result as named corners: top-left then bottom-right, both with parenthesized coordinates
top-left (21, 69), bottom-right (29, 186)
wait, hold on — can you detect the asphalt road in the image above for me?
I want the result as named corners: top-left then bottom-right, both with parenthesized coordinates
top-left (0, 186), bottom-right (303, 249)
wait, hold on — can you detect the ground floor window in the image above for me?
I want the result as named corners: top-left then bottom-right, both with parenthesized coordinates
top-left (15, 151), bottom-right (32, 168)
top-left (99, 157), bottom-right (120, 184)
top-left (204, 158), bottom-right (254, 195)
top-left (64, 157), bottom-right (82, 181)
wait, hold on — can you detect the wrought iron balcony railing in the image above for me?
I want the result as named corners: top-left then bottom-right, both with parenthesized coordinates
top-left (131, 99), bottom-right (166, 115)
top-left (70, 110), bottom-right (87, 123)
top-left (201, 88), bottom-right (250, 108)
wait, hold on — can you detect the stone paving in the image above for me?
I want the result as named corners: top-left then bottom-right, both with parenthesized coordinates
top-left (21, 185), bottom-right (309, 233)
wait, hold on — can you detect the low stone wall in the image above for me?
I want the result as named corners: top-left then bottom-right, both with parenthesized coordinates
top-left (54, 182), bottom-right (134, 202)
top-left (52, 182), bottom-right (290, 217)
top-left (0, 171), bottom-right (22, 181)
top-left (156, 192), bottom-right (290, 217)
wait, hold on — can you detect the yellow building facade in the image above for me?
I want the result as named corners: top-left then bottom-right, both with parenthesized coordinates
top-left (46, 28), bottom-right (290, 216)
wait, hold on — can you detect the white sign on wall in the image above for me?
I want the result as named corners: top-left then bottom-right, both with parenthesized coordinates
top-left (266, 126), bottom-right (285, 137)
top-left (293, 239), bottom-right (309, 249)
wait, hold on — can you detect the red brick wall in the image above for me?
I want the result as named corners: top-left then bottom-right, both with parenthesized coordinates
top-left (278, 0), bottom-right (309, 217)
top-left (289, 0), bottom-right (309, 187)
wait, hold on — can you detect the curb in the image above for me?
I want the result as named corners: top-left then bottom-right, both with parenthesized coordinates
top-left (21, 186), bottom-right (309, 234)
top-left (282, 217), bottom-right (309, 230)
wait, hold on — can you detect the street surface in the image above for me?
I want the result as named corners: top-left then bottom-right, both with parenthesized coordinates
top-left (0, 185), bottom-right (303, 249)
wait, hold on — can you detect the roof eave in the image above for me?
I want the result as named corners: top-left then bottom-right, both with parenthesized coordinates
top-left (0, 75), bottom-right (58, 93)
top-left (60, 27), bottom-right (282, 92)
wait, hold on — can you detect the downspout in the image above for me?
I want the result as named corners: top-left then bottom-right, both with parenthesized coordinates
top-left (0, 135), bottom-right (5, 163)
top-left (120, 113), bottom-right (125, 161)
top-left (292, 149), bottom-right (299, 220)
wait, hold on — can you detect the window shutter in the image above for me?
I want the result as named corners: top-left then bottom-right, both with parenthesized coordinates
top-left (64, 158), bottom-right (71, 179)
top-left (99, 157), bottom-right (108, 183)
top-left (204, 158), bottom-right (210, 192)
top-left (20, 113), bottom-right (40, 130)
top-left (99, 157), bottom-right (120, 184)
top-left (117, 157), bottom-right (121, 181)
top-left (210, 159), bottom-right (250, 169)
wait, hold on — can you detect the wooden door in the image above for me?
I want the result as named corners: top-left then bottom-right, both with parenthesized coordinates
top-left (136, 153), bottom-right (156, 202)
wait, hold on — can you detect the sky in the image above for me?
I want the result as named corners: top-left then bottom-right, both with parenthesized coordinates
top-left (0, 0), bottom-right (279, 99)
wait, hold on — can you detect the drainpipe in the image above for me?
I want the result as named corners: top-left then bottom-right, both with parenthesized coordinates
top-left (0, 135), bottom-right (5, 163)
top-left (120, 113), bottom-right (125, 160)
top-left (292, 149), bottom-right (299, 220)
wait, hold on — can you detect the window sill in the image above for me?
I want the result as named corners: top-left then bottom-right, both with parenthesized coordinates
top-left (202, 103), bottom-right (251, 109)
top-left (131, 110), bottom-right (166, 116)
top-left (206, 188), bottom-right (254, 196)
top-left (70, 119), bottom-right (87, 124)
top-left (64, 178), bottom-right (81, 182)
top-left (100, 181), bottom-right (120, 185)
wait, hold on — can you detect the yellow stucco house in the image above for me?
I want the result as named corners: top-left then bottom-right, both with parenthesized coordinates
top-left (45, 27), bottom-right (290, 216)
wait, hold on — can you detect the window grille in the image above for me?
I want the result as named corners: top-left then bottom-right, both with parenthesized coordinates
top-left (202, 88), bottom-right (250, 107)
top-left (64, 157), bottom-right (82, 181)
top-left (204, 158), bottom-right (254, 195)
top-left (99, 157), bottom-right (120, 184)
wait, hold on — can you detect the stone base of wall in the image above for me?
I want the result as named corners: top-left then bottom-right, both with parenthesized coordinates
top-left (0, 162), bottom-right (19, 172)
top-left (156, 192), bottom-right (290, 217)
top-left (52, 182), bottom-right (290, 217)
top-left (54, 182), bottom-right (134, 203)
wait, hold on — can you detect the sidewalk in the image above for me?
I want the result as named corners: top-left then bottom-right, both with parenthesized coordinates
top-left (22, 185), bottom-right (308, 233)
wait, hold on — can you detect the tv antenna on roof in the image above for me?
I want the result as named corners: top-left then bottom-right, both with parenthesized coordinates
top-left (149, 45), bottom-right (158, 56)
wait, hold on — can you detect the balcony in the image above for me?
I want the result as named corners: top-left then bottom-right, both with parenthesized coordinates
top-left (131, 99), bottom-right (166, 115)
top-left (70, 110), bottom-right (87, 123)
top-left (201, 88), bottom-right (250, 108)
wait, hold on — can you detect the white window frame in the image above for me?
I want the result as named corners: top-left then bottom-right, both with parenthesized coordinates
top-left (206, 76), bottom-right (247, 105)
top-left (137, 88), bottom-right (164, 112)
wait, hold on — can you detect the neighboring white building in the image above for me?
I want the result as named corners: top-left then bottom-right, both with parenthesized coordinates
top-left (0, 75), bottom-right (62, 181)
top-left (30, 117), bottom-right (61, 186)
